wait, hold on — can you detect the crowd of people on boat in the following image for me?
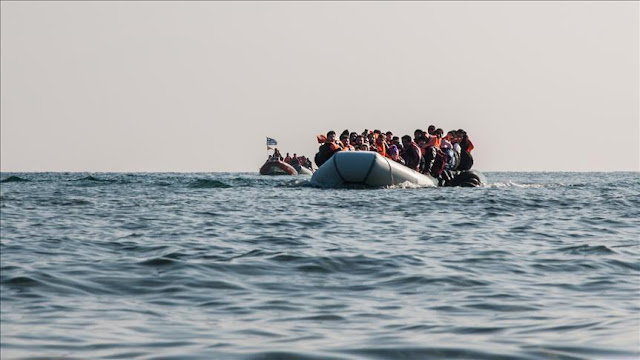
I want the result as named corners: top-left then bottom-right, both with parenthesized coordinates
top-left (314, 126), bottom-right (475, 178)
top-left (268, 149), bottom-right (314, 170)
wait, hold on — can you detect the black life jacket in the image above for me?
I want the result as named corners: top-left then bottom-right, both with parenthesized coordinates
top-left (314, 143), bottom-right (333, 167)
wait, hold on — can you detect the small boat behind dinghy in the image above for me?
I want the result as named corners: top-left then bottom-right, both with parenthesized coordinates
top-left (259, 159), bottom-right (314, 176)
top-left (259, 160), bottom-right (298, 176)
top-left (311, 151), bottom-right (485, 188)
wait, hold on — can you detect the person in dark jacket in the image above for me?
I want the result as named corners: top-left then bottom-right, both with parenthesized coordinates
top-left (400, 135), bottom-right (422, 171)
top-left (314, 131), bottom-right (343, 167)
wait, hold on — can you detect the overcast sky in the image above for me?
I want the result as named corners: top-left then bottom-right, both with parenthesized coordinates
top-left (1, 1), bottom-right (638, 172)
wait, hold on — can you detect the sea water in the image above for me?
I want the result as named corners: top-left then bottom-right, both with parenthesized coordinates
top-left (1, 172), bottom-right (638, 360)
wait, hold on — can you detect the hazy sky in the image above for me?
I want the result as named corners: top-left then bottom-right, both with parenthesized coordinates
top-left (1, 1), bottom-right (638, 172)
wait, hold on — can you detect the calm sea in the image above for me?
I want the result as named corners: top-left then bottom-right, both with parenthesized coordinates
top-left (1, 172), bottom-right (638, 360)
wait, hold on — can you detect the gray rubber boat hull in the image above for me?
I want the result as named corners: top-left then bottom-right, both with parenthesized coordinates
top-left (311, 151), bottom-right (438, 187)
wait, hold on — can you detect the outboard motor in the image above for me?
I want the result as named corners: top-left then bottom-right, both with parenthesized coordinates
top-left (439, 170), bottom-right (485, 187)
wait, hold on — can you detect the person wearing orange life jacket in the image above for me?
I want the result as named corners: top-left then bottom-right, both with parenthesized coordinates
top-left (374, 133), bottom-right (391, 159)
top-left (425, 133), bottom-right (441, 148)
top-left (426, 129), bottom-right (448, 177)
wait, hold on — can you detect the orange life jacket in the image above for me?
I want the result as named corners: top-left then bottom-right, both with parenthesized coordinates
top-left (328, 141), bottom-right (342, 152)
top-left (376, 143), bottom-right (391, 158)
top-left (426, 136), bottom-right (441, 148)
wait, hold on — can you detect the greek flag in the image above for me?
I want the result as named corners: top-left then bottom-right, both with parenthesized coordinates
top-left (266, 137), bottom-right (278, 146)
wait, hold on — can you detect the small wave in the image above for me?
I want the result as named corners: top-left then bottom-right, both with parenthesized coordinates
top-left (488, 181), bottom-right (548, 188)
top-left (275, 179), bottom-right (313, 188)
top-left (556, 244), bottom-right (617, 255)
top-left (3, 275), bottom-right (41, 287)
top-left (386, 181), bottom-right (437, 189)
top-left (40, 198), bottom-right (93, 206)
top-left (73, 175), bottom-right (115, 182)
top-left (1, 176), bottom-right (29, 183)
top-left (138, 257), bottom-right (181, 267)
top-left (379, 275), bottom-right (488, 288)
top-left (189, 179), bottom-right (231, 189)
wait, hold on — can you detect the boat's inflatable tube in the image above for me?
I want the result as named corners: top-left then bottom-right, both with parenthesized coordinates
top-left (311, 151), bottom-right (438, 187)
top-left (260, 160), bottom-right (298, 176)
top-left (293, 164), bottom-right (313, 175)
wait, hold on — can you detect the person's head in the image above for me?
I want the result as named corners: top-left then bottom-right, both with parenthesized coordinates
top-left (373, 129), bottom-right (381, 135)
top-left (375, 135), bottom-right (385, 145)
top-left (355, 135), bottom-right (365, 145)
top-left (414, 129), bottom-right (424, 140)
top-left (392, 136), bottom-right (401, 146)
top-left (286, 153), bottom-right (290, 156)
top-left (417, 136), bottom-right (427, 147)
top-left (388, 145), bottom-right (399, 158)
top-left (446, 130), bottom-right (455, 140)
top-left (340, 134), bottom-right (350, 146)
top-left (327, 131), bottom-right (336, 142)
top-left (385, 131), bottom-right (393, 141)
top-left (428, 125), bottom-right (436, 135)
top-left (359, 144), bottom-right (369, 151)
top-left (293, 153), bottom-right (297, 157)
top-left (350, 132), bottom-right (358, 143)
top-left (435, 128), bottom-right (444, 138)
top-left (401, 135), bottom-right (412, 146)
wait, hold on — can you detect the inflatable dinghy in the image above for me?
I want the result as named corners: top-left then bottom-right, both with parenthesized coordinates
top-left (311, 151), bottom-right (438, 187)
top-left (260, 160), bottom-right (298, 175)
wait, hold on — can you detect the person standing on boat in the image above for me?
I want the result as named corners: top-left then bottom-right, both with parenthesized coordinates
top-left (284, 153), bottom-right (292, 164)
top-left (272, 148), bottom-right (283, 161)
